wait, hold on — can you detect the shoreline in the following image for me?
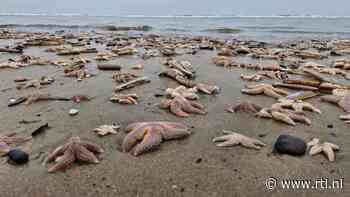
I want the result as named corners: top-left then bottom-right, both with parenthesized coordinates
top-left (0, 29), bottom-right (349, 197)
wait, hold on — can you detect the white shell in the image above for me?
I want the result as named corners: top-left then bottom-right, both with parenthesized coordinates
top-left (69, 109), bottom-right (79, 116)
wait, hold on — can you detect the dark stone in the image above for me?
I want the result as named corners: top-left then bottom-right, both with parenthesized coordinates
top-left (274, 135), bottom-right (306, 156)
top-left (8, 149), bottom-right (29, 165)
top-left (327, 124), bottom-right (333, 129)
top-left (195, 158), bottom-right (202, 164)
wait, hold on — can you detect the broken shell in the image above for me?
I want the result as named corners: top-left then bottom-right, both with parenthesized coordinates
top-left (69, 109), bottom-right (79, 116)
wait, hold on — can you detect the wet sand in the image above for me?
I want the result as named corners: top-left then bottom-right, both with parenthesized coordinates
top-left (0, 41), bottom-right (350, 197)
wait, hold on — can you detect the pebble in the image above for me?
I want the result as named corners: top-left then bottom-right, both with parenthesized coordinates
top-left (69, 109), bottom-right (79, 116)
top-left (274, 134), bottom-right (306, 156)
top-left (8, 149), bottom-right (29, 165)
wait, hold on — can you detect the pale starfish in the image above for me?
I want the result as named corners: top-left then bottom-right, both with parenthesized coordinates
top-left (165, 86), bottom-right (199, 100)
top-left (226, 101), bottom-right (262, 114)
top-left (0, 62), bottom-right (25, 69)
top-left (159, 96), bottom-right (206, 117)
top-left (339, 114), bottom-right (350, 124)
top-left (65, 69), bottom-right (93, 81)
top-left (194, 83), bottom-right (220, 94)
top-left (0, 134), bottom-right (32, 156)
top-left (271, 98), bottom-right (322, 114)
top-left (122, 121), bottom-right (191, 156)
top-left (16, 76), bottom-right (54, 89)
top-left (45, 136), bottom-right (104, 173)
top-left (95, 52), bottom-right (116, 61)
top-left (307, 138), bottom-right (340, 162)
top-left (212, 56), bottom-right (235, 67)
top-left (240, 74), bottom-right (263, 82)
top-left (321, 95), bottom-right (350, 113)
top-left (110, 93), bottom-right (138, 104)
top-left (335, 59), bottom-right (350, 70)
top-left (241, 83), bottom-right (289, 99)
top-left (93, 124), bottom-right (120, 136)
top-left (256, 108), bottom-right (311, 126)
top-left (213, 130), bottom-right (266, 150)
top-left (112, 72), bottom-right (138, 83)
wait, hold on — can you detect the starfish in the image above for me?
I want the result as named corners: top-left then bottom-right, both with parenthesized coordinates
top-left (335, 59), bottom-right (350, 70)
top-left (256, 108), bottom-right (311, 126)
top-left (122, 121), bottom-right (191, 156)
top-left (226, 101), bottom-right (262, 114)
top-left (194, 83), bottom-right (220, 95)
top-left (95, 52), bottom-right (116, 61)
top-left (165, 86), bottom-right (199, 100)
top-left (320, 95), bottom-right (350, 113)
top-left (0, 62), bottom-right (25, 69)
top-left (93, 124), bottom-right (120, 136)
top-left (213, 130), bottom-right (266, 150)
top-left (164, 58), bottom-right (195, 78)
top-left (240, 74), bottom-right (263, 82)
top-left (45, 136), bottom-right (104, 173)
top-left (307, 138), bottom-right (340, 162)
top-left (110, 93), bottom-right (139, 104)
top-left (339, 114), bottom-right (350, 124)
top-left (131, 63), bottom-right (144, 70)
top-left (271, 98), bottom-right (322, 114)
top-left (112, 72), bottom-right (139, 83)
top-left (0, 134), bottom-right (32, 156)
top-left (16, 76), bottom-right (54, 89)
top-left (65, 69), bottom-right (93, 81)
top-left (241, 83), bottom-right (289, 99)
top-left (159, 96), bottom-right (206, 117)
top-left (212, 56), bottom-right (235, 67)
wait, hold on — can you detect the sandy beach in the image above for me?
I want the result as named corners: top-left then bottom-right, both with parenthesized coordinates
top-left (0, 29), bottom-right (350, 197)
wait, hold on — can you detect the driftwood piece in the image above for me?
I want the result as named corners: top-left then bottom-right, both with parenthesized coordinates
top-left (98, 64), bottom-right (122, 71)
top-left (115, 77), bottom-right (150, 92)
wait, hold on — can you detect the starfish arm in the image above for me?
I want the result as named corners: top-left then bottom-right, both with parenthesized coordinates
top-left (263, 88), bottom-right (283, 99)
top-left (323, 145), bottom-right (336, 161)
top-left (75, 145), bottom-right (100, 163)
top-left (170, 101), bottom-right (190, 117)
top-left (241, 87), bottom-right (264, 95)
top-left (48, 148), bottom-right (75, 173)
top-left (256, 108), bottom-right (273, 118)
top-left (309, 145), bottom-right (323, 155)
top-left (324, 142), bottom-right (340, 150)
top-left (272, 87), bottom-right (289, 96)
top-left (122, 126), bottom-right (148, 152)
top-left (189, 101), bottom-right (204, 109)
top-left (245, 84), bottom-right (265, 89)
top-left (45, 144), bottom-right (68, 163)
top-left (125, 122), bottom-right (143, 133)
top-left (320, 95), bottom-right (341, 105)
top-left (133, 129), bottom-right (162, 156)
top-left (241, 140), bottom-right (263, 150)
top-left (159, 123), bottom-right (190, 140)
top-left (183, 102), bottom-right (206, 115)
top-left (213, 135), bottom-right (232, 143)
top-left (81, 141), bottom-right (104, 153)
top-left (303, 103), bottom-right (322, 114)
top-left (271, 111), bottom-right (296, 126)
top-left (215, 138), bottom-right (239, 147)
top-left (289, 113), bottom-right (311, 125)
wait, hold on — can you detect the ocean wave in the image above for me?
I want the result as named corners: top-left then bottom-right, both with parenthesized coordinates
top-left (268, 30), bottom-right (350, 35)
top-left (0, 24), bottom-right (152, 31)
top-left (202, 28), bottom-right (242, 34)
top-left (240, 26), bottom-right (296, 30)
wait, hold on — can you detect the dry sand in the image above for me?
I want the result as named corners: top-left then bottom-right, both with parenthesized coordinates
top-left (0, 43), bottom-right (349, 197)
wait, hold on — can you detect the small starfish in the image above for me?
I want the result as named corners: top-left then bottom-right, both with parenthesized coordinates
top-left (240, 74), bottom-right (263, 82)
top-left (272, 98), bottom-right (321, 114)
top-left (241, 83), bottom-right (289, 99)
top-left (321, 95), bottom-right (350, 113)
top-left (256, 108), bottom-right (311, 126)
top-left (339, 114), bottom-right (350, 124)
top-left (194, 83), bottom-right (220, 94)
top-left (122, 121), bottom-right (191, 156)
top-left (159, 96), bottom-right (206, 117)
top-left (110, 93), bottom-right (139, 104)
top-left (0, 134), bottom-right (32, 156)
top-left (307, 138), bottom-right (340, 162)
top-left (212, 56), bottom-right (235, 67)
top-left (112, 72), bottom-right (138, 83)
top-left (226, 101), bottom-right (262, 113)
top-left (65, 69), bottom-right (93, 81)
top-left (93, 124), bottom-right (120, 136)
top-left (165, 86), bottom-right (199, 100)
top-left (95, 52), bottom-right (116, 61)
top-left (45, 136), bottom-right (104, 173)
top-left (213, 130), bottom-right (266, 150)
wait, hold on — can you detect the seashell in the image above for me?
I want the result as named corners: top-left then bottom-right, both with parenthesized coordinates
top-left (69, 109), bottom-right (79, 116)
